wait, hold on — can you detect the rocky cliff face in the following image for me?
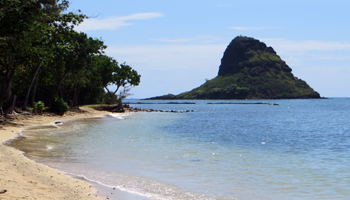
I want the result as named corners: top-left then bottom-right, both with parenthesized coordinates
top-left (148, 36), bottom-right (321, 100)
top-left (218, 36), bottom-right (292, 76)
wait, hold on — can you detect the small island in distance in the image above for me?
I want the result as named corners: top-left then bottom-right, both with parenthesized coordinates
top-left (147, 36), bottom-right (321, 100)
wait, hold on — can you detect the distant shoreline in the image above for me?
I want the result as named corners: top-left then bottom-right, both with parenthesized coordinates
top-left (142, 96), bottom-right (328, 100)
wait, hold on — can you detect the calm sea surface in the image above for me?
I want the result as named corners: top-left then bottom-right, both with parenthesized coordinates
top-left (7, 98), bottom-right (350, 199)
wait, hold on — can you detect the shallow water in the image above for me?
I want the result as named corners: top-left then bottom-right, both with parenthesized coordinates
top-left (7, 98), bottom-right (350, 199)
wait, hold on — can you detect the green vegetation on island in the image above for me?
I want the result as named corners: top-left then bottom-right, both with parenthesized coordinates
top-left (0, 0), bottom-right (140, 115)
top-left (149, 36), bottom-right (320, 100)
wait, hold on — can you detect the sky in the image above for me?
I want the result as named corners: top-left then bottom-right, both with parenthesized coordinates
top-left (68, 0), bottom-right (350, 98)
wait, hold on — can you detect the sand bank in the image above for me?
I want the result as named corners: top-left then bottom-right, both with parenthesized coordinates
top-left (0, 107), bottom-right (112, 200)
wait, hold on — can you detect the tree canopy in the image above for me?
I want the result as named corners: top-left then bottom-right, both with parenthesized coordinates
top-left (0, 0), bottom-right (141, 115)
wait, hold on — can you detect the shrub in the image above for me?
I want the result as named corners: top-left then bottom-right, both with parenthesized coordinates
top-left (50, 96), bottom-right (68, 115)
top-left (33, 101), bottom-right (45, 115)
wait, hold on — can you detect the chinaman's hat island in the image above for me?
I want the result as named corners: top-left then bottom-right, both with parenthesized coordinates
top-left (147, 36), bottom-right (321, 100)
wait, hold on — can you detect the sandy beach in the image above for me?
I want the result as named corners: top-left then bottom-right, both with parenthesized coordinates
top-left (0, 107), bottom-right (112, 200)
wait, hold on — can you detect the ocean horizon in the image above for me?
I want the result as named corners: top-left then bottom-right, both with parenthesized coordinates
top-left (6, 98), bottom-right (350, 200)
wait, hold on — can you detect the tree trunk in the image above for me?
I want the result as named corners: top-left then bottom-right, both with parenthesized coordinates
top-left (117, 97), bottom-right (123, 108)
top-left (72, 83), bottom-right (80, 107)
top-left (4, 95), bottom-right (16, 116)
top-left (31, 72), bottom-right (40, 107)
top-left (112, 85), bottom-right (120, 105)
top-left (0, 68), bottom-right (14, 115)
top-left (105, 87), bottom-right (115, 104)
top-left (58, 80), bottom-right (66, 99)
top-left (22, 57), bottom-right (45, 110)
top-left (1, 79), bottom-right (13, 114)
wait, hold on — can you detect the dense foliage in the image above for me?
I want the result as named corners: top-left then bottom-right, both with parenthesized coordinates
top-left (0, 0), bottom-right (141, 115)
top-left (174, 36), bottom-right (320, 99)
top-left (50, 96), bottom-right (68, 115)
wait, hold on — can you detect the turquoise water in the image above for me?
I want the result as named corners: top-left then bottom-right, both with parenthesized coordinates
top-left (7, 99), bottom-right (350, 199)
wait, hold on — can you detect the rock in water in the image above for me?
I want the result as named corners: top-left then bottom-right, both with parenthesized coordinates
top-left (148, 36), bottom-right (321, 100)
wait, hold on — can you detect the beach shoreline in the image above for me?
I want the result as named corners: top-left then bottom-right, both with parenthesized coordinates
top-left (0, 107), bottom-right (128, 200)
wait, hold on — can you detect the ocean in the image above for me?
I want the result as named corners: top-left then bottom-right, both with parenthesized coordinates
top-left (6, 98), bottom-right (350, 199)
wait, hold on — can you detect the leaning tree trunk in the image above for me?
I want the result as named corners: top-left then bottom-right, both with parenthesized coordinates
top-left (22, 58), bottom-right (44, 110)
top-left (105, 87), bottom-right (115, 104)
top-left (30, 72), bottom-right (40, 107)
top-left (72, 83), bottom-right (80, 107)
top-left (112, 85), bottom-right (121, 105)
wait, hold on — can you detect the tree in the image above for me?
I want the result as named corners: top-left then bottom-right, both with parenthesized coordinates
top-left (68, 32), bottom-right (105, 106)
top-left (0, 0), bottom-right (69, 114)
top-left (0, 1), bottom-right (142, 113)
top-left (105, 62), bottom-right (141, 106)
top-left (117, 85), bottom-right (134, 108)
top-left (20, 10), bottom-right (87, 110)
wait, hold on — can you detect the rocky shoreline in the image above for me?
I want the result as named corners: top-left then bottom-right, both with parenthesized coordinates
top-left (93, 105), bottom-right (194, 113)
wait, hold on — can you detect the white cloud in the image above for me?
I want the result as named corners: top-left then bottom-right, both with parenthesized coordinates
top-left (312, 55), bottom-right (350, 60)
top-left (104, 44), bottom-right (227, 98)
top-left (105, 44), bottom-right (226, 71)
top-left (104, 38), bottom-right (350, 98)
top-left (230, 26), bottom-right (273, 31)
top-left (75, 12), bottom-right (164, 31)
top-left (261, 38), bottom-right (350, 52)
top-left (260, 38), bottom-right (350, 66)
top-left (104, 38), bottom-right (350, 74)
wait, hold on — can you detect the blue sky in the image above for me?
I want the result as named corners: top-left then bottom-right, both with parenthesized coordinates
top-left (69, 0), bottom-right (350, 98)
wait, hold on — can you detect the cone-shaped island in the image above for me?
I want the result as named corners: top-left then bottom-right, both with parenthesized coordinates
top-left (149, 36), bottom-right (321, 99)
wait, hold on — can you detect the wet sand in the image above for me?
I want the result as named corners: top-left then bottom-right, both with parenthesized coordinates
top-left (0, 107), bottom-right (146, 200)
